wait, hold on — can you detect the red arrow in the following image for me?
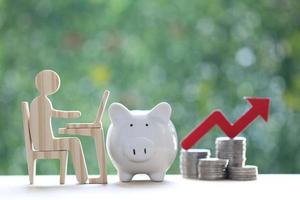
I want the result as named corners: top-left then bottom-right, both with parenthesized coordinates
top-left (181, 97), bottom-right (270, 150)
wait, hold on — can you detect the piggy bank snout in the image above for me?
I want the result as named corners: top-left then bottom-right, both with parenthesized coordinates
top-left (124, 138), bottom-right (155, 163)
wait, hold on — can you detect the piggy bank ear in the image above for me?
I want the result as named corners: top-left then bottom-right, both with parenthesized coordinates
top-left (149, 102), bottom-right (172, 123)
top-left (109, 103), bottom-right (131, 124)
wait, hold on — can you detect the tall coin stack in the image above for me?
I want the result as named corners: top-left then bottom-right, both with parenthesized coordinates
top-left (180, 149), bottom-right (211, 179)
top-left (216, 137), bottom-right (246, 167)
top-left (216, 137), bottom-right (258, 180)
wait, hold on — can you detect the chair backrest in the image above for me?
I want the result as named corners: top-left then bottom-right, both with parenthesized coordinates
top-left (94, 90), bottom-right (110, 124)
top-left (21, 101), bottom-right (33, 154)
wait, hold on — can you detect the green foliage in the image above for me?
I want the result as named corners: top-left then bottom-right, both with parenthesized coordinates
top-left (0, 0), bottom-right (300, 174)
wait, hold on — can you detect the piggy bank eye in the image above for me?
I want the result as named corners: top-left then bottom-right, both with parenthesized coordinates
top-left (145, 123), bottom-right (149, 127)
top-left (130, 124), bottom-right (133, 127)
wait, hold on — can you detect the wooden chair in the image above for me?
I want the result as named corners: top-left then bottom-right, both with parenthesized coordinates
top-left (21, 101), bottom-right (68, 184)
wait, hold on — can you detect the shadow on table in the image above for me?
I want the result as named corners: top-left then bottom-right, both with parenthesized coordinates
top-left (113, 180), bottom-right (174, 189)
top-left (22, 174), bottom-right (174, 192)
top-left (112, 174), bottom-right (174, 188)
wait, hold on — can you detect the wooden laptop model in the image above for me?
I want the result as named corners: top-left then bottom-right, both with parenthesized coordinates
top-left (65, 90), bottom-right (110, 129)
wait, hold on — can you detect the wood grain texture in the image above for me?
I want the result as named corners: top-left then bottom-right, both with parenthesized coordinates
top-left (27, 70), bottom-right (88, 184)
top-left (22, 101), bottom-right (68, 185)
top-left (59, 127), bottom-right (101, 136)
top-left (59, 90), bottom-right (110, 184)
top-left (65, 123), bottom-right (101, 129)
top-left (65, 90), bottom-right (110, 129)
top-left (59, 127), bottom-right (107, 184)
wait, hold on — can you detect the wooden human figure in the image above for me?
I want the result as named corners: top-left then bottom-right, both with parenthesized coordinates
top-left (29, 69), bottom-right (88, 184)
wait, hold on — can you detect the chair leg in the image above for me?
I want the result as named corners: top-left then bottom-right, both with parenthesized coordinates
top-left (95, 130), bottom-right (107, 184)
top-left (28, 156), bottom-right (36, 185)
top-left (59, 151), bottom-right (68, 184)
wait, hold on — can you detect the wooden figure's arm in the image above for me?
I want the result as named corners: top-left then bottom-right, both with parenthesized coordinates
top-left (52, 109), bottom-right (81, 118)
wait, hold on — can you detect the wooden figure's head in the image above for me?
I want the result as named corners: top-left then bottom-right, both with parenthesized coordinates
top-left (35, 70), bottom-right (61, 96)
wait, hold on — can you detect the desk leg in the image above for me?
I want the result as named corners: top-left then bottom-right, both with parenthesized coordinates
top-left (89, 128), bottom-right (107, 184)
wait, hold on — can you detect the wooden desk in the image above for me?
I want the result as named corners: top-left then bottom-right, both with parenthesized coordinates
top-left (0, 175), bottom-right (298, 200)
top-left (59, 127), bottom-right (107, 184)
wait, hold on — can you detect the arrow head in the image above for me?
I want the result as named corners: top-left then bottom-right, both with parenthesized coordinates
top-left (245, 97), bottom-right (270, 122)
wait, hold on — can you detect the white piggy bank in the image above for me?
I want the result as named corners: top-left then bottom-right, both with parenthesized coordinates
top-left (106, 102), bottom-right (178, 182)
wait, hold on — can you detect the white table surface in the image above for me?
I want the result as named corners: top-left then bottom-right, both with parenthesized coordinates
top-left (0, 175), bottom-right (298, 200)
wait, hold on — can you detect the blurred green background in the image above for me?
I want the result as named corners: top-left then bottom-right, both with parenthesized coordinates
top-left (0, 0), bottom-right (299, 175)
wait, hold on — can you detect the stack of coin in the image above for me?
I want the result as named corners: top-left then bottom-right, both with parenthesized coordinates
top-left (216, 137), bottom-right (246, 167)
top-left (216, 137), bottom-right (258, 181)
top-left (228, 165), bottom-right (258, 180)
top-left (198, 158), bottom-right (228, 180)
top-left (180, 137), bottom-right (258, 181)
top-left (180, 149), bottom-right (211, 179)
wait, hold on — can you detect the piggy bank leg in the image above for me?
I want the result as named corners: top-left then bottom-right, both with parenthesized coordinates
top-left (149, 172), bottom-right (165, 182)
top-left (119, 171), bottom-right (133, 182)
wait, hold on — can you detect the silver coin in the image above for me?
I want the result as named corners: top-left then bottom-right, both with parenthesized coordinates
top-left (197, 158), bottom-right (228, 180)
top-left (198, 158), bottom-right (228, 165)
top-left (216, 137), bottom-right (246, 143)
top-left (180, 149), bottom-right (211, 179)
top-left (180, 137), bottom-right (258, 181)
top-left (215, 137), bottom-right (247, 168)
top-left (228, 165), bottom-right (258, 180)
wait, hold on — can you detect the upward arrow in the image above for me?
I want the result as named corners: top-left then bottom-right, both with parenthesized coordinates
top-left (181, 97), bottom-right (270, 150)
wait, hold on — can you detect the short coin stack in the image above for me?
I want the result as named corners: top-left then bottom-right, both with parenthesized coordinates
top-left (180, 149), bottom-right (210, 179)
top-left (198, 158), bottom-right (228, 180)
top-left (216, 137), bottom-right (258, 180)
top-left (228, 165), bottom-right (258, 181)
